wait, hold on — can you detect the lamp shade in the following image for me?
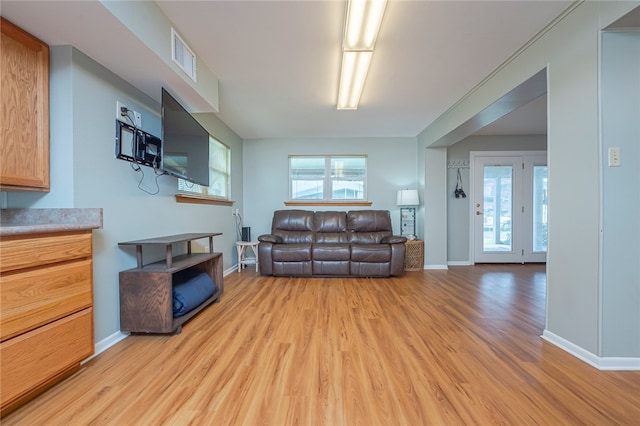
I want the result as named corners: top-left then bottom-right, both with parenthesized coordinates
top-left (396, 189), bottom-right (419, 206)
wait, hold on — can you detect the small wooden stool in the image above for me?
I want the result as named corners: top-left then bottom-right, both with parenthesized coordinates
top-left (236, 241), bottom-right (259, 273)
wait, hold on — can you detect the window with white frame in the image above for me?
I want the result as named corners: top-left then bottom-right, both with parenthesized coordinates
top-left (289, 155), bottom-right (367, 201)
top-left (179, 136), bottom-right (230, 198)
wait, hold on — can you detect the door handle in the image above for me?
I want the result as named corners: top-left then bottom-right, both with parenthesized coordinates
top-left (476, 211), bottom-right (482, 215)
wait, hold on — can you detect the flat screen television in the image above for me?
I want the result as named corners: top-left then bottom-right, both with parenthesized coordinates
top-left (161, 88), bottom-right (210, 187)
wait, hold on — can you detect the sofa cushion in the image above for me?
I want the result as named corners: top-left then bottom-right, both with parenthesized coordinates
top-left (313, 260), bottom-right (350, 275)
top-left (275, 231), bottom-right (314, 244)
top-left (349, 231), bottom-right (392, 244)
top-left (314, 211), bottom-right (348, 243)
top-left (272, 210), bottom-right (314, 244)
top-left (273, 261), bottom-right (312, 276)
top-left (312, 243), bottom-right (350, 261)
top-left (347, 210), bottom-right (393, 244)
top-left (272, 243), bottom-right (312, 262)
top-left (351, 244), bottom-right (391, 262)
top-left (347, 210), bottom-right (392, 232)
top-left (351, 261), bottom-right (390, 277)
top-left (273, 210), bottom-right (314, 231)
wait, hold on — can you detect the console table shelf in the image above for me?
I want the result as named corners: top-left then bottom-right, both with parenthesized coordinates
top-left (118, 233), bottom-right (223, 334)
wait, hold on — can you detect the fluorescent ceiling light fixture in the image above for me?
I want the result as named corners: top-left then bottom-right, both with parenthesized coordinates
top-left (337, 51), bottom-right (373, 110)
top-left (344, 0), bottom-right (387, 50)
top-left (337, 0), bottom-right (387, 110)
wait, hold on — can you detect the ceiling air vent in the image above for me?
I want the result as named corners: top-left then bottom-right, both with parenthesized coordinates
top-left (171, 28), bottom-right (197, 82)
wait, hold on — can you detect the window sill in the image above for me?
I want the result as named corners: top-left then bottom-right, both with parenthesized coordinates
top-left (175, 193), bottom-right (235, 206)
top-left (284, 200), bottom-right (372, 207)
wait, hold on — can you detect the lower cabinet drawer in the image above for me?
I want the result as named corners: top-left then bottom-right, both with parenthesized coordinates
top-left (0, 232), bottom-right (92, 273)
top-left (1, 259), bottom-right (93, 341)
top-left (0, 308), bottom-right (94, 411)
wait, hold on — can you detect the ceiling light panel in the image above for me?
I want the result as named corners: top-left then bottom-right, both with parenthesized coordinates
top-left (344, 0), bottom-right (387, 51)
top-left (337, 51), bottom-right (373, 110)
top-left (337, 0), bottom-right (387, 110)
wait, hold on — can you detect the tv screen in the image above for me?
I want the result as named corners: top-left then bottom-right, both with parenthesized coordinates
top-left (161, 88), bottom-right (210, 187)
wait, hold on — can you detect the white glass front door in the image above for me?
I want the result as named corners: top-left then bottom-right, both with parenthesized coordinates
top-left (472, 152), bottom-right (547, 263)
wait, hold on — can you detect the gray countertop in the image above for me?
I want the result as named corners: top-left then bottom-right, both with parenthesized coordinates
top-left (0, 208), bottom-right (103, 236)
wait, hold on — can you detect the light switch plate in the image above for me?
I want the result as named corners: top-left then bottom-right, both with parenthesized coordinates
top-left (608, 147), bottom-right (621, 167)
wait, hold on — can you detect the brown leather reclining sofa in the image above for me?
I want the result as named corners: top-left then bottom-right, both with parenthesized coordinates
top-left (258, 210), bottom-right (407, 277)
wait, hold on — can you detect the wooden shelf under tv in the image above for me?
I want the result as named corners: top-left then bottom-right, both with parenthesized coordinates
top-left (118, 233), bottom-right (223, 334)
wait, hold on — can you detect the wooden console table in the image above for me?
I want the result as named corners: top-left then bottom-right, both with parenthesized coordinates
top-left (118, 233), bottom-right (223, 334)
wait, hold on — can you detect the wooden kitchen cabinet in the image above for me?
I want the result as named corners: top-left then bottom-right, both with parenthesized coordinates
top-left (0, 17), bottom-right (50, 191)
top-left (0, 231), bottom-right (95, 416)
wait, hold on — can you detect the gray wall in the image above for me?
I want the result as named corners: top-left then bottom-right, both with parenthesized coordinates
top-left (600, 31), bottom-right (640, 357)
top-left (424, 147), bottom-right (447, 267)
top-left (242, 137), bottom-right (419, 239)
top-left (418, 1), bottom-right (640, 358)
top-left (7, 47), bottom-right (243, 344)
top-left (447, 135), bottom-right (547, 262)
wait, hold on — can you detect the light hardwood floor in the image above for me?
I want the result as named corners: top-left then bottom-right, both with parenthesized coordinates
top-left (4, 264), bottom-right (640, 425)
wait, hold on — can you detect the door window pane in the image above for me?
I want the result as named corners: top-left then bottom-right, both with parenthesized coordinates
top-left (483, 166), bottom-right (513, 252)
top-left (533, 166), bottom-right (548, 252)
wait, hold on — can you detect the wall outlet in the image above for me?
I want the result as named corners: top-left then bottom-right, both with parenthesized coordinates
top-left (116, 101), bottom-right (142, 127)
top-left (232, 208), bottom-right (239, 216)
top-left (116, 101), bottom-right (128, 122)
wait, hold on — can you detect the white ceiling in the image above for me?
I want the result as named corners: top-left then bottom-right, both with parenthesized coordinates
top-left (1, 1), bottom-right (570, 140)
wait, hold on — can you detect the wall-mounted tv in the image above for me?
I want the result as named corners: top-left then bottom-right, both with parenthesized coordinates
top-left (161, 87), bottom-right (210, 187)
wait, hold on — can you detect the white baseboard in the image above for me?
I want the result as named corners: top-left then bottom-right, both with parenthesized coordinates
top-left (84, 331), bottom-right (129, 363)
top-left (424, 265), bottom-right (448, 270)
top-left (447, 261), bottom-right (472, 266)
top-left (598, 357), bottom-right (640, 370)
top-left (542, 330), bottom-right (640, 371)
top-left (225, 266), bottom-right (237, 276)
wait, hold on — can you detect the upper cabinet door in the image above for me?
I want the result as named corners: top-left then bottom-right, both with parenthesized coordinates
top-left (0, 17), bottom-right (49, 192)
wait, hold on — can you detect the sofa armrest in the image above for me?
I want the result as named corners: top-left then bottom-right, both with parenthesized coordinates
top-left (258, 234), bottom-right (283, 244)
top-left (381, 235), bottom-right (407, 244)
top-left (389, 243), bottom-right (407, 276)
top-left (258, 241), bottom-right (274, 275)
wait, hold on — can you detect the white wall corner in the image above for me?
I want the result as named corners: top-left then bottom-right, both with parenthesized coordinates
top-left (542, 329), bottom-right (640, 371)
top-left (86, 331), bottom-right (129, 362)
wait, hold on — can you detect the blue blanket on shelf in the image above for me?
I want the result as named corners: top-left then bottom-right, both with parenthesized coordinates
top-left (172, 273), bottom-right (216, 318)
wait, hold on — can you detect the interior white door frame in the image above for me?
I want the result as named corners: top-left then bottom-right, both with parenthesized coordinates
top-left (469, 150), bottom-right (547, 264)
